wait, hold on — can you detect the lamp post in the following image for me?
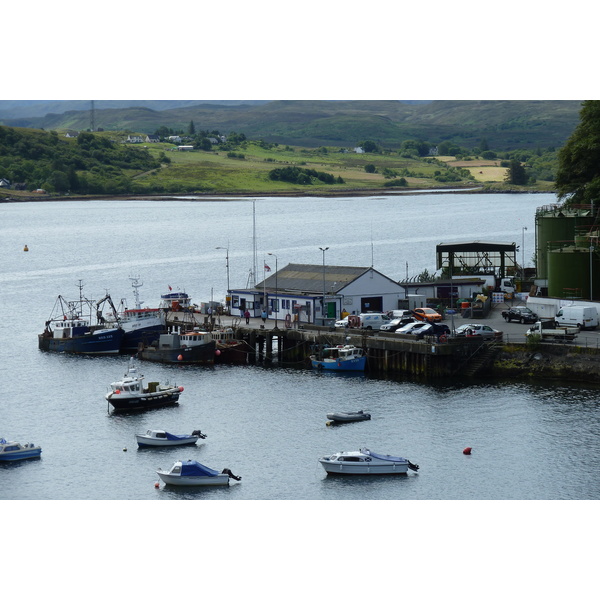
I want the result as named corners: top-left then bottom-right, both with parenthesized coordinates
top-left (521, 226), bottom-right (527, 282)
top-left (590, 244), bottom-right (594, 301)
top-left (215, 246), bottom-right (230, 312)
top-left (319, 246), bottom-right (329, 326)
top-left (268, 252), bottom-right (278, 328)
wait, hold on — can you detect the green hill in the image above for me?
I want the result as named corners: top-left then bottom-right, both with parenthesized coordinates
top-left (1, 100), bottom-right (582, 151)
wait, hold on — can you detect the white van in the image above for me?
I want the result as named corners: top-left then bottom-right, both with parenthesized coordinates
top-left (554, 305), bottom-right (599, 330)
top-left (334, 312), bottom-right (391, 330)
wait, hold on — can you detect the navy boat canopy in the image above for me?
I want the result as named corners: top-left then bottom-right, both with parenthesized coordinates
top-left (165, 432), bottom-right (192, 441)
top-left (362, 448), bottom-right (408, 462)
top-left (180, 460), bottom-right (219, 477)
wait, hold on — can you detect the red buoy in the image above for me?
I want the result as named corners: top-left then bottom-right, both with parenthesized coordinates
top-left (215, 349), bottom-right (221, 356)
top-left (154, 481), bottom-right (160, 488)
top-left (463, 447), bottom-right (472, 455)
top-left (177, 354), bottom-right (183, 361)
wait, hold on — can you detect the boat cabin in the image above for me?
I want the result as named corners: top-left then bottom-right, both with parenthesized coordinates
top-left (52, 318), bottom-right (90, 338)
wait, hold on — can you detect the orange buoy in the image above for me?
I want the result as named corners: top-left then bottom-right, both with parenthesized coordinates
top-left (178, 386), bottom-right (184, 392)
top-left (463, 447), bottom-right (472, 455)
top-left (177, 354), bottom-right (183, 361)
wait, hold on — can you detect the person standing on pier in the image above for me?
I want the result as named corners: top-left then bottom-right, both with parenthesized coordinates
top-left (244, 309), bottom-right (250, 324)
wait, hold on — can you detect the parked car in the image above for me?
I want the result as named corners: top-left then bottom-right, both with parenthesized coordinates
top-left (413, 307), bottom-right (442, 322)
top-left (501, 306), bottom-right (538, 323)
top-left (395, 321), bottom-right (431, 335)
top-left (413, 322), bottom-right (451, 340)
top-left (388, 309), bottom-right (413, 319)
top-left (379, 316), bottom-right (415, 332)
top-left (455, 323), bottom-right (500, 339)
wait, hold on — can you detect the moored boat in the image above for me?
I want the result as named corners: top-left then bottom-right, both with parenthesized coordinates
top-left (0, 438), bottom-right (42, 461)
top-left (156, 460), bottom-right (241, 486)
top-left (213, 328), bottom-right (248, 365)
top-left (319, 448), bottom-right (419, 475)
top-left (112, 277), bottom-right (165, 353)
top-left (38, 285), bottom-right (124, 355)
top-left (326, 410), bottom-right (371, 423)
top-left (105, 357), bottom-right (183, 411)
top-left (135, 429), bottom-right (206, 447)
top-left (138, 330), bottom-right (216, 365)
top-left (310, 344), bottom-right (367, 372)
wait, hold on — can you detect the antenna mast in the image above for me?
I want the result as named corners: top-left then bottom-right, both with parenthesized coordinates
top-left (90, 100), bottom-right (95, 132)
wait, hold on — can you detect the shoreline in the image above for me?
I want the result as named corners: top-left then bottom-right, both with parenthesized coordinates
top-left (0, 185), bottom-right (553, 203)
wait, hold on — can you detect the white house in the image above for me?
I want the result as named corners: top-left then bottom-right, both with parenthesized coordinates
top-left (177, 145), bottom-right (194, 151)
top-left (0, 178), bottom-right (11, 188)
top-left (228, 263), bottom-right (406, 325)
top-left (145, 134), bottom-right (160, 143)
top-left (127, 135), bottom-right (144, 143)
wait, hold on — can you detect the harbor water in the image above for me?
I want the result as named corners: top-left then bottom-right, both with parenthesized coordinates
top-left (3, 193), bottom-right (596, 598)
top-left (2, 192), bottom-right (599, 501)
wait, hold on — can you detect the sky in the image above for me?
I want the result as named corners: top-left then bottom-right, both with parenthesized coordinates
top-left (6, 2), bottom-right (598, 597)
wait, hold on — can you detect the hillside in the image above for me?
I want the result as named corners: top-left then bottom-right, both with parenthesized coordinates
top-left (0, 100), bottom-right (583, 151)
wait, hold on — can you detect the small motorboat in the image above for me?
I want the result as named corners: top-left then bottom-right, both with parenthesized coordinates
top-left (0, 438), bottom-right (42, 461)
top-left (319, 448), bottom-right (419, 475)
top-left (156, 460), bottom-right (241, 486)
top-left (310, 344), bottom-right (366, 372)
top-left (135, 429), bottom-right (206, 447)
top-left (105, 357), bottom-right (183, 411)
top-left (326, 410), bottom-right (371, 424)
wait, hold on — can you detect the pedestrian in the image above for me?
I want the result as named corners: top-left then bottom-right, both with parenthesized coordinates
top-left (244, 309), bottom-right (250, 324)
top-left (261, 309), bottom-right (267, 323)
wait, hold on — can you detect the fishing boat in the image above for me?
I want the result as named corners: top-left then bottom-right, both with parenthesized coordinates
top-left (213, 328), bottom-right (248, 365)
top-left (0, 438), bottom-right (42, 461)
top-left (135, 429), bottom-right (206, 447)
top-left (326, 410), bottom-right (371, 423)
top-left (38, 283), bottom-right (125, 355)
top-left (111, 277), bottom-right (165, 353)
top-left (310, 344), bottom-right (367, 372)
top-left (138, 330), bottom-right (216, 365)
top-left (319, 448), bottom-right (419, 475)
top-left (156, 460), bottom-right (241, 486)
top-left (105, 357), bottom-right (183, 411)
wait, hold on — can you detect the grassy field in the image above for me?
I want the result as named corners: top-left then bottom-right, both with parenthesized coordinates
top-left (133, 142), bottom-right (487, 194)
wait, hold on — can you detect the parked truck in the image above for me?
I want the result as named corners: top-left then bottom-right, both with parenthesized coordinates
top-left (452, 274), bottom-right (516, 297)
top-left (526, 320), bottom-right (579, 342)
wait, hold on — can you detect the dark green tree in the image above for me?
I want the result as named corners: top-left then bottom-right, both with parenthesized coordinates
top-left (555, 100), bottom-right (600, 206)
top-left (188, 120), bottom-right (196, 135)
top-left (505, 159), bottom-right (529, 185)
top-left (364, 164), bottom-right (376, 173)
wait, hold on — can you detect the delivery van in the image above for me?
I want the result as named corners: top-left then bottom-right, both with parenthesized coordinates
top-left (554, 305), bottom-right (599, 330)
top-left (334, 312), bottom-right (391, 330)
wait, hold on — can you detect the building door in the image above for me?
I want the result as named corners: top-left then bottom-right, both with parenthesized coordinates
top-left (361, 296), bottom-right (383, 312)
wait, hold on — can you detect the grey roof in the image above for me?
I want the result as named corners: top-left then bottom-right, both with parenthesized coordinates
top-left (257, 263), bottom-right (371, 294)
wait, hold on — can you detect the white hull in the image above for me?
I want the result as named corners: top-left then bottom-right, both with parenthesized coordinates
top-left (156, 471), bottom-right (230, 486)
top-left (319, 461), bottom-right (409, 475)
top-left (136, 435), bottom-right (197, 447)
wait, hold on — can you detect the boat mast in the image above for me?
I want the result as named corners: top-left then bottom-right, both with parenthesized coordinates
top-left (247, 199), bottom-right (257, 288)
top-left (129, 276), bottom-right (144, 310)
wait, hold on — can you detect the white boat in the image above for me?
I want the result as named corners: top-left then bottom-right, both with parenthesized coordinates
top-left (326, 410), bottom-right (371, 423)
top-left (135, 429), bottom-right (206, 447)
top-left (105, 357), bottom-right (183, 411)
top-left (156, 460), bottom-right (241, 486)
top-left (319, 448), bottom-right (419, 475)
top-left (0, 438), bottom-right (42, 461)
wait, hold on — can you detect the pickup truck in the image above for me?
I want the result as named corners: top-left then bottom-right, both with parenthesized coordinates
top-left (501, 306), bottom-right (538, 323)
top-left (526, 320), bottom-right (579, 342)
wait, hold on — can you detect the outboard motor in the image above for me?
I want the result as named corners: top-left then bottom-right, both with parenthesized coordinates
top-left (222, 468), bottom-right (242, 481)
top-left (408, 461), bottom-right (419, 472)
top-left (191, 430), bottom-right (207, 439)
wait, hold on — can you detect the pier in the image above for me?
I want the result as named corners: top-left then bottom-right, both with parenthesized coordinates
top-left (168, 312), bottom-right (495, 377)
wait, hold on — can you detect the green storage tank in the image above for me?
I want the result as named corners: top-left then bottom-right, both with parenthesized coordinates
top-left (547, 246), bottom-right (600, 299)
top-left (535, 207), bottom-right (595, 279)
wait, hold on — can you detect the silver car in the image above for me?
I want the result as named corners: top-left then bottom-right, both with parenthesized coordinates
top-left (455, 323), bottom-right (500, 339)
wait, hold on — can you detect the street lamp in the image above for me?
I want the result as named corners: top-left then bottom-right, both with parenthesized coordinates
top-left (319, 246), bottom-right (329, 326)
top-left (521, 226), bottom-right (527, 282)
top-left (215, 246), bottom-right (230, 312)
top-left (268, 252), bottom-right (278, 328)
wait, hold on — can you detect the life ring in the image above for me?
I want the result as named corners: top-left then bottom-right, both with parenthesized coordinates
top-left (439, 333), bottom-right (447, 343)
top-left (285, 314), bottom-right (292, 328)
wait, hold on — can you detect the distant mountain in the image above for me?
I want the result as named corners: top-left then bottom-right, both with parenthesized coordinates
top-left (0, 99), bottom-right (582, 150)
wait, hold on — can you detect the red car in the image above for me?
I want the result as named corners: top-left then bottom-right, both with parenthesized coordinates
top-left (413, 307), bottom-right (442, 323)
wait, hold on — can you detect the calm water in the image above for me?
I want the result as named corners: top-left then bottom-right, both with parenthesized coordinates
top-left (2, 192), bottom-right (599, 501)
